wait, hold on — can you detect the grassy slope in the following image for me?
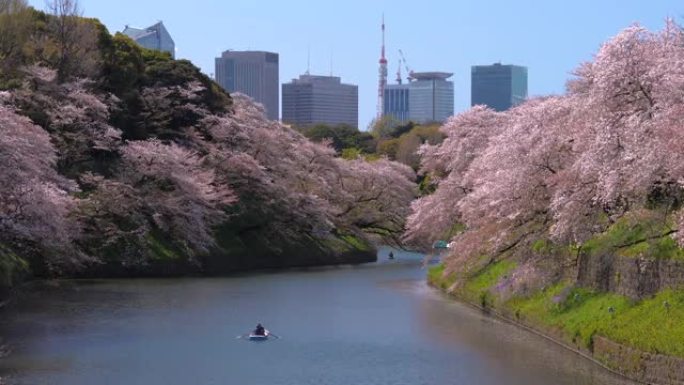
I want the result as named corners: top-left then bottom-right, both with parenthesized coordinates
top-left (429, 261), bottom-right (684, 358)
top-left (582, 211), bottom-right (684, 261)
top-left (0, 244), bottom-right (28, 288)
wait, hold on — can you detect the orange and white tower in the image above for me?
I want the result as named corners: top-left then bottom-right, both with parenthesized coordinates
top-left (377, 15), bottom-right (388, 119)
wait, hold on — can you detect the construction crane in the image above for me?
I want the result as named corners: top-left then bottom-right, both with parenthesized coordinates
top-left (398, 49), bottom-right (414, 83)
top-left (396, 59), bottom-right (403, 84)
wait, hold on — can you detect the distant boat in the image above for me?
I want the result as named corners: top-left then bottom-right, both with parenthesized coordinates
top-left (432, 240), bottom-right (449, 249)
top-left (249, 330), bottom-right (270, 341)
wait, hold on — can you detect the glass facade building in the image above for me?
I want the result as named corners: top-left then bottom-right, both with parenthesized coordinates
top-left (471, 63), bottom-right (528, 111)
top-left (215, 51), bottom-right (280, 121)
top-left (282, 75), bottom-right (358, 128)
top-left (122, 22), bottom-right (175, 58)
top-left (383, 84), bottom-right (410, 123)
top-left (408, 72), bottom-right (454, 124)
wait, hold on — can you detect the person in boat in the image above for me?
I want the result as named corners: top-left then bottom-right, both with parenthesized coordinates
top-left (254, 323), bottom-right (266, 336)
top-left (388, 251), bottom-right (394, 259)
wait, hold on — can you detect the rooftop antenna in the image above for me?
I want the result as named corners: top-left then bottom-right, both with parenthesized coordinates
top-left (330, 50), bottom-right (333, 76)
top-left (306, 46), bottom-right (311, 75)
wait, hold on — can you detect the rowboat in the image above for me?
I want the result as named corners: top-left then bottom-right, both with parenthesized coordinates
top-left (248, 330), bottom-right (270, 341)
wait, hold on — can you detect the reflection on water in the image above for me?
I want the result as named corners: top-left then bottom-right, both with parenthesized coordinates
top-left (0, 248), bottom-right (635, 385)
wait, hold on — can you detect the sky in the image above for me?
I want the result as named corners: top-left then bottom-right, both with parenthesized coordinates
top-left (28, 0), bottom-right (682, 130)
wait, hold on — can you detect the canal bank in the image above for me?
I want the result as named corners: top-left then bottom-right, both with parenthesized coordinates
top-left (428, 263), bottom-right (684, 385)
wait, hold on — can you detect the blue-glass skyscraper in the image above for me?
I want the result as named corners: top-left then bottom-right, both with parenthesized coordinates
top-left (471, 63), bottom-right (528, 111)
top-left (384, 84), bottom-right (410, 123)
top-left (122, 22), bottom-right (175, 58)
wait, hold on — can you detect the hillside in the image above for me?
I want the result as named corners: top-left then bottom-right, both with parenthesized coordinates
top-left (0, 3), bottom-right (417, 291)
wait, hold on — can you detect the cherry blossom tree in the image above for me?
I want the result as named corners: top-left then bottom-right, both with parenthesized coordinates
top-left (2, 60), bottom-right (416, 277)
top-left (552, 20), bottom-right (684, 243)
top-left (0, 105), bottom-right (83, 271)
top-left (407, 20), bottom-right (684, 267)
top-left (333, 158), bottom-right (416, 245)
top-left (118, 139), bottom-right (234, 256)
top-left (404, 106), bottom-right (504, 246)
top-left (202, 94), bottom-right (416, 247)
top-left (458, 97), bottom-right (575, 253)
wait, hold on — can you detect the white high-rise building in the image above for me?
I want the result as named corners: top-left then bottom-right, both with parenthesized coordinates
top-left (282, 74), bottom-right (358, 128)
top-left (408, 72), bottom-right (454, 124)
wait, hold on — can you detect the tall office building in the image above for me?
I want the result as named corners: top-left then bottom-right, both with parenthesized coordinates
top-left (215, 51), bottom-right (279, 121)
top-left (408, 72), bottom-right (454, 124)
top-left (122, 21), bottom-right (175, 58)
top-left (283, 74), bottom-right (359, 127)
top-left (471, 63), bottom-right (528, 111)
top-left (282, 74), bottom-right (358, 128)
top-left (383, 84), bottom-right (410, 123)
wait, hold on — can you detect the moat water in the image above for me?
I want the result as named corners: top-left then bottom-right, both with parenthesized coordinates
top-left (0, 249), bottom-right (634, 384)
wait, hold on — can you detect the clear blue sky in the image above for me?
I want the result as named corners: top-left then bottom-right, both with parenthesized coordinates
top-left (29, 0), bottom-right (682, 130)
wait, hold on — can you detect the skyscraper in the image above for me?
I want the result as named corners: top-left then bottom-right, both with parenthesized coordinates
top-left (408, 72), bottom-right (454, 124)
top-left (122, 22), bottom-right (175, 58)
top-left (471, 63), bottom-right (528, 111)
top-left (383, 84), bottom-right (410, 123)
top-left (215, 50), bottom-right (280, 121)
top-left (282, 74), bottom-right (358, 128)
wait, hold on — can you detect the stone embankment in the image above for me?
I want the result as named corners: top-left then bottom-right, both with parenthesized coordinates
top-left (578, 252), bottom-right (684, 300)
top-left (431, 253), bottom-right (684, 385)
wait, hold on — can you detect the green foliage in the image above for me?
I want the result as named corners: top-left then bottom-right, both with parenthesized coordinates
top-left (389, 122), bottom-right (415, 138)
top-left (98, 33), bottom-right (232, 140)
top-left (427, 264), bottom-right (457, 291)
top-left (146, 231), bottom-right (181, 260)
top-left (408, 124), bottom-right (444, 144)
top-left (0, 8), bottom-right (231, 138)
top-left (581, 211), bottom-right (683, 260)
top-left (650, 236), bottom-right (684, 259)
top-left (417, 174), bottom-right (435, 195)
top-left (0, 4), bottom-right (44, 88)
top-left (299, 124), bottom-right (375, 154)
top-left (376, 123), bottom-right (445, 169)
top-left (339, 234), bottom-right (372, 252)
top-left (144, 58), bottom-right (231, 112)
top-left (462, 259), bottom-right (517, 305)
top-left (507, 285), bottom-right (684, 357)
top-left (100, 33), bottom-right (145, 95)
top-left (429, 259), bottom-right (517, 299)
top-left (376, 137), bottom-right (399, 159)
top-left (369, 115), bottom-right (402, 138)
top-left (0, 243), bottom-right (29, 287)
top-left (340, 148), bottom-right (362, 160)
top-left (531, 239), bottom-right (554, 254)
top-left (605, 289), bottom-right (684, 356)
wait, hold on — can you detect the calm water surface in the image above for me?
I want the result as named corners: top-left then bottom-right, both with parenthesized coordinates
top-left (0, 249), bottom-right (635, 385)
